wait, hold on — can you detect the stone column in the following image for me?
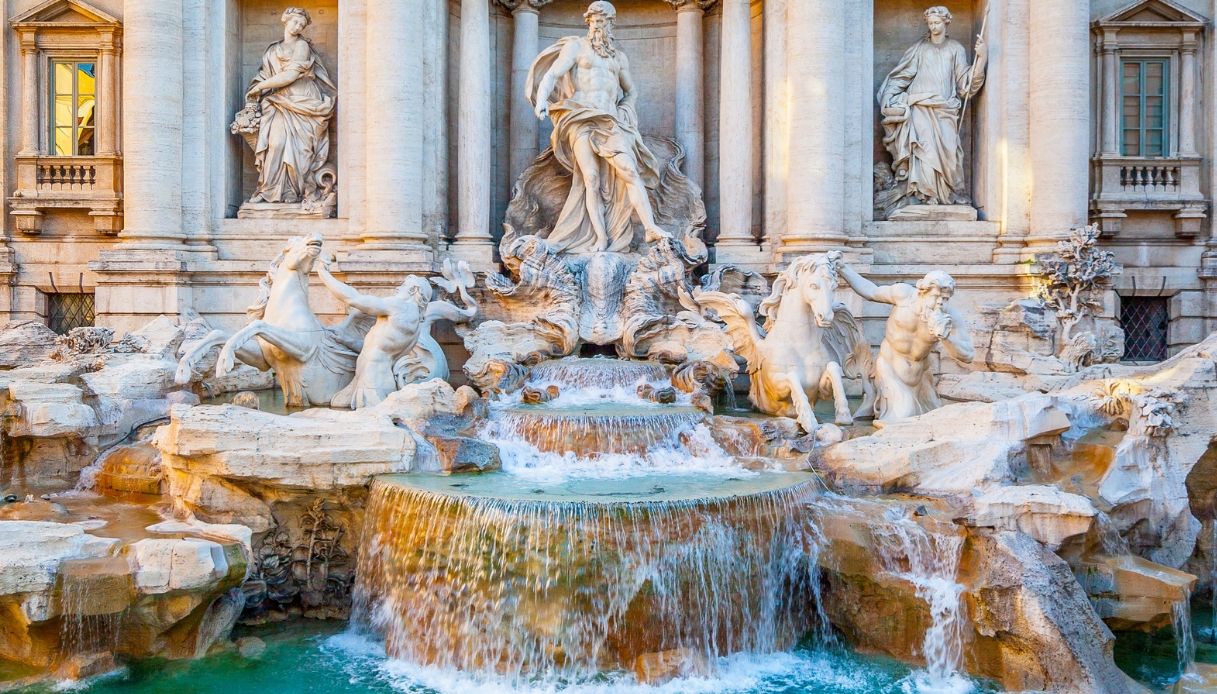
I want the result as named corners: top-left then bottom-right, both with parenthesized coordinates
top-left (363, 0), bottom-right (429, 253)
top-left (119, 0), bottom-right (184, 245)
top-left (1027, 0), bottom-right (1089, 250)
top-left (715, 0), bottom-right (756, 259)
top-left (670, 0), bottom-right (708, 190)
top-left (1178, 32), bottom-right (1198, 156)
top-left (506, 1), bottom-right (549, 184)
top-left (18, 32), bottom-right (39, 156)
top-left (1099, 31), bottom-right (1119, 156)
top-left (762, 0), bottom-right (786, 246)
top-left (97, 31), bottom-right (119, 155)
top-left (453, 0), bottom-right (495, 263)
top-left (781, 0), bottom-right (847, 256)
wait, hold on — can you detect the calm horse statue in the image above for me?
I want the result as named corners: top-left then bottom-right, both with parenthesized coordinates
top-left (695, 251), bottom-right (873, 434)
top-left (175, 232), bottom-right (369, 407)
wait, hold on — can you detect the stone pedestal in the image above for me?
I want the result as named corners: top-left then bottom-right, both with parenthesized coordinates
top-left (888, 205), bottom-right (979, 222)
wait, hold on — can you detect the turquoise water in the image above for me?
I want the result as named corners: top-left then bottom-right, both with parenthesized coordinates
top-left (9, 621), bottom-right (979, 694)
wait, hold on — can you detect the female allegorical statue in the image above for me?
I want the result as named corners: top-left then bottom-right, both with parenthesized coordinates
top-left (236, 7), bottom-right (336, 216)
top-left (877, 5), bottom-right (986, 216)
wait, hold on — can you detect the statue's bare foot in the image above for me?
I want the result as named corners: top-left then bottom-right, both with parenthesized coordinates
top-left (645, 226), bottom-right (671, 243)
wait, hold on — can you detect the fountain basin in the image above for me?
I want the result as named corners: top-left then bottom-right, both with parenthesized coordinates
top-left (487, 404), bottom-right (706, 455)
top-left (354, 471), bottom-right (825, 684)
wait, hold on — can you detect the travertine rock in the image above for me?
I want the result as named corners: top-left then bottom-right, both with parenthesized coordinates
top-left (0, 521), bottom-right (119, 597)
top-left (967, 485), bottom-right (1097, 551)
top-left (1081, 554), bottom-right (1197, 631)
top-left (0, 320), bottom-right (58, 368)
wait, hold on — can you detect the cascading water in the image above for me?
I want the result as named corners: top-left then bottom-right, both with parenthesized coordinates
top-left (351, 472), bottom-right (828, 686)
top-left (872, 511), bottom-right (970, 694)
top-left (484, 405), bottom-right (705, 456)
top-left (1172, 587), bottom-right (1196, 679)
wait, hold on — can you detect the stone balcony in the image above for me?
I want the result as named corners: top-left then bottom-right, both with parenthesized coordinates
top-left (1090, 155), bottom-right (1207, 237)
top-left (8, 154), bottom-right (123, 236)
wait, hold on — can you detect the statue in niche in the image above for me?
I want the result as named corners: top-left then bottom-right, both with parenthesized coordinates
top-left (231, 7), bottom-right (337, 219)
top-left (316, 258), bottom-right (478, 409)
top-left (875, 6), bottom-right (986, 221)
top-left (838, 264), bottom-right (975, 422)
top-left (521, 0), bottom-right (696, 254)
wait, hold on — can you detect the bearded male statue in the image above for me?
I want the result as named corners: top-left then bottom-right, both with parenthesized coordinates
top-left (839, 265), bottom-right (975, 422)
top-left (526, 1), bottom-right (672, 254)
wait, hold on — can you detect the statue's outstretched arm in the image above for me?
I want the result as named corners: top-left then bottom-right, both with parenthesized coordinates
top-left (425, 300), bottom-right (476, 324)
top-left (534, 42), bottom-right (578, 118)
top-left (316, 263), bottom-right (390, 317)
top-left (840, 264), bottom-right (900, 305)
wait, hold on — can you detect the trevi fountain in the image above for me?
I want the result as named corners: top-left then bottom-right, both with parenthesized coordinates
top-left (2, 2), bottom-right (1217, 693)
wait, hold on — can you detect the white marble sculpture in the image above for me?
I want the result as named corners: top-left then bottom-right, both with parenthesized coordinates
top-left (839, 264), bottom-right (974, 422)
top-left (876, 6), bottom-right (986, 219)
top-left (526, 0), bottom-right (671, 253)
top-left (175, 233), bottom-right (367, 407)
top-left (316, 258), bottom-right (477, 409)
top-left (232, 7), bottom-right (337, 218)
top-left (695, 252), bottom-right (873, 434)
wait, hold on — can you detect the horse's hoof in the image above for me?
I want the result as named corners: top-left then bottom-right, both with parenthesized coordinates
top-left (835, 415), bottom-right (854, 426)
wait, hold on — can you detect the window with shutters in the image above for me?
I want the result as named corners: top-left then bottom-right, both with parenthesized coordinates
top-left (1120, 58), bottom-right (1169, 158)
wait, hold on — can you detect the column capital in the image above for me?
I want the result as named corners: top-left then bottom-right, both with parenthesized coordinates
top-left (17, 29), bottom-right (38, 53)
top-left (666, 0), bottom-right (717, 12)
top-left (497, 0), bottom-right (552, 13)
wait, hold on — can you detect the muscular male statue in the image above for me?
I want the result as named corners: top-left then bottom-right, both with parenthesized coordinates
top-left (839, 265), bottom-right (975, 421)
top-left (317, 258), bottom-right (476, 409)
top-left (527, 1), bottom-right (670, 254)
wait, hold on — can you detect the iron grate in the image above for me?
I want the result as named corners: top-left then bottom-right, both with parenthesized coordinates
top-left (1119, 296), bottom-right (1168, 362)
top-left (48, 293), bottom-right (95, 335)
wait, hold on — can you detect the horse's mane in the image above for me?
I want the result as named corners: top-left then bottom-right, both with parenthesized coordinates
top-left (246, 248), bottom-right (288, 321)
top-left (758, 253), bottom-right (840, 333)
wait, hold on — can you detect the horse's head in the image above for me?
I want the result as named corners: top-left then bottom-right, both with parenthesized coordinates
top-left (280, 232), bottom-right (324, 274)
top-left (793, 251), bottom-right (841, 328)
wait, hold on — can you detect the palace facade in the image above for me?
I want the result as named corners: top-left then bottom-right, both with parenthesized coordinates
top-left (1, 0), bottom-right (1215, 363)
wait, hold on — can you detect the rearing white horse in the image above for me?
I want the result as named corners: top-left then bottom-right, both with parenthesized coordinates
top-left (695, 251), bottom-right (873, 434)
top-left (175, 232), bottom-right (368, 407)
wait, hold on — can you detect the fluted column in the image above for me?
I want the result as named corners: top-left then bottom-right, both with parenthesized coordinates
top-left (97, 31), bottom-right (119, 155)
top-left (18, 32), bottom-right (39, 155)
top-left (506, 1), bottom-right (549, 184)
top-left (781, 0), bottom-right (846, 256)
top-left (1179, 33), bottom-right (1198, 156)
top-left (1099, 32), bottom-right (1119, 156)
top-left (762, 0), bottom-right (787, 246)
top-left (716, 0), bottom-right (755, 257)
top-left (670, 0), bottom-right (708, 190)
top-left (1027, 0), bottom-right (1089, 250)
top-left (119, 0), bottom-right (184, 245)
top-left (363, 0), bottom-right (428, 251)
top-left (453, 0), bottom-right (495, 262)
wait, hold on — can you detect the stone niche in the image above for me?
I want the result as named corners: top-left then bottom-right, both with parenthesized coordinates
top-left (872, 0), bottom-right (981, 221)
top-left (231, 0), bottom-right (339, 216)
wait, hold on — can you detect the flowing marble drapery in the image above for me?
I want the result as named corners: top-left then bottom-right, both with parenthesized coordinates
top-left (877, 38), bottom-right (984, 207)
top-left (249, 41), bottom-right (336, 205)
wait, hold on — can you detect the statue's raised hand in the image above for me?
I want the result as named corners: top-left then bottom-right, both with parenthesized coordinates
top-left (535, 102), bottom-right (549, 120)
top-left (974, 34), bottom-right (987, 58)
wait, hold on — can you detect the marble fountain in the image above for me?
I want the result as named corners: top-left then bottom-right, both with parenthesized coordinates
top-left (3, 3), bottom-right (1217, 693)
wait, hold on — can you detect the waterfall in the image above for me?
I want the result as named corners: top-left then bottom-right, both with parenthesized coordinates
top-left (351, 474), bottom-right (827, 686)
top-left (1210, 520), bottom-right (1217, 644)
top-left (1173, 587), bottom-right (1195, 679)
top-left (873, 513), bottom-right (969, 693)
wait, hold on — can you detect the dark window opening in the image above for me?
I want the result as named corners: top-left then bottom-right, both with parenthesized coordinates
top-left (48, 293), bottom-right (95, 334)
top-left (1120, 296), bottom-right (1169, 362)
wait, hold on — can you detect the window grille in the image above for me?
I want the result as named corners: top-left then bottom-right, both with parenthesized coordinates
top-left (47, 293), bottom-right (95, 334)
top-left (1119, 297), bottom-right (1169, 362)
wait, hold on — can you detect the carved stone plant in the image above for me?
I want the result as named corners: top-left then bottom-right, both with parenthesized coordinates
top-left (244, 499), bottom-right (353, 620)
top-left (1032, 224), bottom-right (1123, 368)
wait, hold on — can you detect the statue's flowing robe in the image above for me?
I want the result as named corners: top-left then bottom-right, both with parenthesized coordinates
top-left (525, 37), bottom-right (662, 254)
top-left (877, 38), bottom-right (984, 206)
top-left (251, 40), bottom-right (336, 204)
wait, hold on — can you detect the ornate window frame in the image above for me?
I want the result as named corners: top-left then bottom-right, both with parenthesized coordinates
top-left (1090, 0), bottom-right (1207, 237)
top-left (8, 0), bottom-right (122, 236)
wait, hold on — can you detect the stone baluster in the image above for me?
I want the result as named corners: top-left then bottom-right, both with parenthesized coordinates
top-left (453, 0), bottom-right (495, 264)
top-left (97, 30), bottom-right (119, 156)
top-left (1099, 31), bottom-right (1119, 157)
top-left (668, 0), bottom-right (710, 190)
top-left (1179, 32), bottom-right (1198, 157)
top-left (18, 32), bottom-right (39, 156)
top-left (781, 0), bottom-right (847, 257)
top-left (363, 0), bottom-right (429, 252)
top-left (505, 0), bottom-right (551, 184)
top-left (119, 0), bottom-right (184, 245)
top-left (715, 0), bottom-right (756, 260)
top-left (1026, 0), bottom-right (1089, 251)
